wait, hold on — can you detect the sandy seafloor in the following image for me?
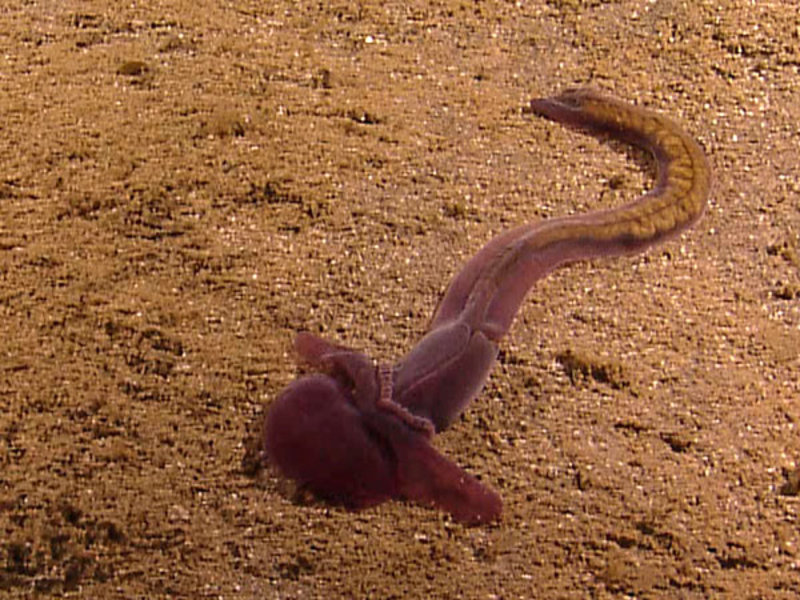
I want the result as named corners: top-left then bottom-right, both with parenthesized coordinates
top-left (2, 1), bottom-right (800, 598)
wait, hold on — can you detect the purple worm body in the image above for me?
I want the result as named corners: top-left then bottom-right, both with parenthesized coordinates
top-left (262, 88), bottom-right (711, 524)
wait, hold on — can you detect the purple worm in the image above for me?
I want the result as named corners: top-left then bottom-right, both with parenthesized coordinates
top-left (261, 88), bottom-right (711, 524)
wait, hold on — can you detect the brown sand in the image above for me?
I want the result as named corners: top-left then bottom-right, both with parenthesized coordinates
top-left (2, 1), bottom-right (799, 598)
